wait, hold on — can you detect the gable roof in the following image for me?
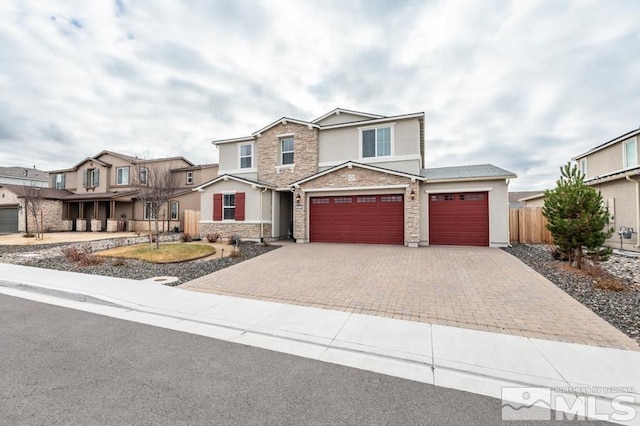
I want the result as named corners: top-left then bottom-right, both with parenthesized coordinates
top-left (0, 167), bottom-right (48, 181)
top-left (49, 151), bottom-right (196, 172)
top-left (193, 174), bottom-right (274, 191)
top-left (0, 184), bottom-right (72, 200)
top-left (573, 128), bottom-right (640, 160)
top-left (289, 161), bottom-right (424, 187)
top-left (252, 117), bottom-right (320, 137)
top-left (311, 108), bottom-right (385, 124)
top-left (421, 164), bottom-right (517, 181)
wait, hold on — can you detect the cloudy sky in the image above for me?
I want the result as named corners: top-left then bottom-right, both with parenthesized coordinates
top-left (1, 0), bottom-right (639, 190)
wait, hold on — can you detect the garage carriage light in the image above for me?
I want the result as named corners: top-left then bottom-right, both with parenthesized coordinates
top-left (410, 189), bottom-right (416, 200)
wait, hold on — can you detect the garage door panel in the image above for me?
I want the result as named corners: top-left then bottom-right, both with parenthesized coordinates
top-left (310, 195), bottom-right (404, 245)
top-left (429, 192), bottom-right (488, 246)
top-left (0, 207), bottom-right (19, 233)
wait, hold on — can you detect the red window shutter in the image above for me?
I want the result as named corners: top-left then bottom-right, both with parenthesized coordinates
top-left (235, 192), bottom-right (245, 221)
top-left (213, 194), bottom-right (222, 221)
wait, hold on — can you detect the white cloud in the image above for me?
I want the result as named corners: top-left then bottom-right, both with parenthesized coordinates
top-left (0, 0), bottom-right (639, 191)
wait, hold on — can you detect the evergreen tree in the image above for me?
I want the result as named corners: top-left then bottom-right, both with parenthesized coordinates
top-left (543, 162), bottom-right (613, 269)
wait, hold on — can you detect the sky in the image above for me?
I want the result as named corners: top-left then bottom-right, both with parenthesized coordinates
top-left (1, 0), bottom-right (639, 191)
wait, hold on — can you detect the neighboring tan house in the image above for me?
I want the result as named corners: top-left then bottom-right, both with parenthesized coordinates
top-left (518, 192), bottom-right (546, 208)
top-left (46, 151), bottom-right (218, 233)
top-left (0, 184), bottom-right (70, 233)
top-left (573, 128), bottom-right (640, 251)
top-left (0, 166), bottom-right (49, 187)
top-left (195, 108), bottom-right (516, 247)
top-left (509, 191), bottom-right (544, 209)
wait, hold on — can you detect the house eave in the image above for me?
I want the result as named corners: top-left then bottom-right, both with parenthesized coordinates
top-left (319, 112), bottom-right (424, 130)
top-left (573, 129), bottom-right (640, 160)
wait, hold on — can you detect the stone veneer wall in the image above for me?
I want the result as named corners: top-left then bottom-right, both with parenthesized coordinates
top-left (129, 220), bottom-right (180, 233)
top-left (23, 199), bottom-right (68, 233)
top-left (199, 222), bottom-right (272, 242)
top-left (294, 167), bottom-right (420, 246)
top-left (257, 121), bottom-right (319, 187)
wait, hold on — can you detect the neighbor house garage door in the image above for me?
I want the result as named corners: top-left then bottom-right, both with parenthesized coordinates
top-left (429, 192), bottom-right (489, 246)
top-left (0, 207), bottom-right (19, 233)
top-left (309, 195), bottom-right (404, 245)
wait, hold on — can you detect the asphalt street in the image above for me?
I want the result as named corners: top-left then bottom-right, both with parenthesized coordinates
top-left (0, 294), bottom-right (606, 425)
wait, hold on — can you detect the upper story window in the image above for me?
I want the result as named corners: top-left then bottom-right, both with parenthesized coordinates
top-left (361, 126), bottom-right (392, 158)
top-left (579, 158), bottom-right (587, 176)
top-left (186, 171), bottom-right (193, 184)
top-left (281, 138), bottom-right (294, 165)
top-left (83, 168), bottom-right (99, 188)
top-left (116, 166), bottom-right (129, 185)
top-left (239, 143), bottom-right (253, 169)
top-left (53, 173), bottom-right (65, 189)
top-left (139, 167), bottom-right (148, 185)
top-left (624, 138), bottom-right (637, 169)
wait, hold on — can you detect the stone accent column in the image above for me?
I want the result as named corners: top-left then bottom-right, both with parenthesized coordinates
top-left (76, 219), bottom-right (87, 232)
top-left (405, 181), bottom-right (420, 247)
top-left (61, 220), bottom-right (73, 231)
top-left (106, 219), bottom-right (119, 232)
top-left (292, 189), bottom-right (307, 243)
top-left (90, 219), bottom-right (101, 232)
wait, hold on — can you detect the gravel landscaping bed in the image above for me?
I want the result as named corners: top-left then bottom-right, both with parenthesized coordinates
top-left (0, 236), bottom-right (280, 286)
top-left (503, 244), bottom-right (640, 346)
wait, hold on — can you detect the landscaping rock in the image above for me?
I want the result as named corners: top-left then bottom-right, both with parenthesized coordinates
top-left (503, 244), bottom-right (640, 346)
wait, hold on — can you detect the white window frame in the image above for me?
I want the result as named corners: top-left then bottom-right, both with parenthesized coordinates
top-left (139, 167), bottom-right (148, 185)
top-left (281, 138), bottom-right (294, 165)
top-left (143, 202), bottom-right (156, 220)
top-left (223, 193), bottom-right (236, 220)
top-left (579, 158), bottom-right (587, 177)
top-left (239, 143), bottom-right (254, 170)
top-left (54, 173), bottom-right (64, 189)
top-left (170, 201), bottom-right (179, 220)
top-left (116, 166), bottom-right (129, 185)
top-left (85, 168), bottom-right (99, 187)
top-left (359, 124), bottom-right (394, 159)
top-left (186, 171), bottom-right (193, 185)
top-left (623, 138), bottom-right (638, 169)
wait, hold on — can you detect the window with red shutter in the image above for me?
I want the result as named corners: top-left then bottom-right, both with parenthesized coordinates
top-left (235, 192), bottom-right (245, 221)
top-left (213, 193), bottom-right (222, 221)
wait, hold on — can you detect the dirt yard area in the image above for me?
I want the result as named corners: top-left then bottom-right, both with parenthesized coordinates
top-left (0, 232), bottom-right (145, 246)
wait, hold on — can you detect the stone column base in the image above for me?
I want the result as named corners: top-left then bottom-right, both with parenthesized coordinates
top-left (106, 219), bottom-right (119, 232)
top-left (76, 219), bottom-right (87, 232)
top-left (90, 219), bottom-right (102, 232)
top-left (61, 220), bottom-right (73, 231)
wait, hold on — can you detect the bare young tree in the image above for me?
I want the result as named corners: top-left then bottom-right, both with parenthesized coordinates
top-left (131, 161), bottom-right (180, 249)
top-left (14, 184), bottom-right (43, 239)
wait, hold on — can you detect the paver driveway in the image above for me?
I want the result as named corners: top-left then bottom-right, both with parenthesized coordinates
top-left (182, 243), bottom-right (639, 350)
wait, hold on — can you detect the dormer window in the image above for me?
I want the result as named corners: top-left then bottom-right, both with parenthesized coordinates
top-left (281, 138), bottom-right (294, 165)
top-left (624, 138), bottom-right (637, 168)
top-left (83, 168), bottom-right (99, 188)
top-left (53, 173), bottom-right (65, 189)
top-left (361, 126), bottom-right (392, 158)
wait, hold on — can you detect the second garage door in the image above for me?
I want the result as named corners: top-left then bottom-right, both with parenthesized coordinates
top-left (0, 207), bottom-right (19, 234)
top-left (429, 192), bottom-right (489, 246)
top-left (309, 195), bottom-right (404, 245)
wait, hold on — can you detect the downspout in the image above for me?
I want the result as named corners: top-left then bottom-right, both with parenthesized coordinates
top-left (625, 175), bottom-right (640, 247)
top-left (506, 178), bottom-right (512, 247)
top-left (259, 187), bottom-right (268, 242)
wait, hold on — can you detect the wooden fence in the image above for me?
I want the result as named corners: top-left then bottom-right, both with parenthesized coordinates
top-left (509, 207), bottom-right (553, 244)
top-left (183, 210), bottom-right (200, 237)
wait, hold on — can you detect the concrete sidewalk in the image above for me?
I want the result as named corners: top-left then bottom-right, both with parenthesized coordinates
top-left (0, 263), bottom-right (639, 424)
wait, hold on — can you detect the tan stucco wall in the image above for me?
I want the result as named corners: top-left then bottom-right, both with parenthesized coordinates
top-left (583, 135), bottom-right (639, 179)
top-left (589, 178), bottom-right (638, 250)
top-left (318, 117), bottom-right (422, 174)
top-left (294, 166), bottom-right (420, 246)
top-left (522, 197), bottom-right (545, 208)
top-left (199, 179), bottom-right (272, 230)
top-left (420, 179), bottom-right (510, 247)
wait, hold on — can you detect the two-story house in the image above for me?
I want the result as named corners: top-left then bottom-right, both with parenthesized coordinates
top-left (47, 151), bottom-right (218, 233)
top-left (572, 128), bottom-right (640, 251)
top-left (195, 108), bottom-right (515, 247)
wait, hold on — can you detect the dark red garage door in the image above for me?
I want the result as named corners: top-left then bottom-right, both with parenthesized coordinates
top-left (429, 192), bottom-right (489, 246)
top-left (310, 195), bottom-right (404, 245)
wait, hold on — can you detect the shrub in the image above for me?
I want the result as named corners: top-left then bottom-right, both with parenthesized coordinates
top-left (180, 233), bottom-right (193, 242)
top-left (23, 233), bottom-right (35, 238)
top-left (229, 248), bottom-right (242, 258)
top-left (228, 234), bottom-right (241, 246)
top-left (61, 245), bottom-right (104, 266)
top-left (594, 279), bottom-right (627, 292)
top-left (206, 233), bottom-right (220, 243)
